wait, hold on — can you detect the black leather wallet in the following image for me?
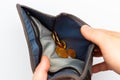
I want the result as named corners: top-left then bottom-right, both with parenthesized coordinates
top-left (17, 4), bottom-right (94, 80)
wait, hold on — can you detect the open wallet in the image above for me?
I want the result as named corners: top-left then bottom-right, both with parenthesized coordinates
top-left (16, 4), bottom-right (95, 80)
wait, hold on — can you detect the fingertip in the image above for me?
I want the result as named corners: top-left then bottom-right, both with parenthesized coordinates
top-left (34, 56), bottom-right (50, 73)
top-left (33, 56), bottom-right (50, 80)
top-left (81, 25), bottom-right (91, 34)
top-left (40, 56), bottom-right (50, 71)
top-left (80, 25), bottom-right (94, 41)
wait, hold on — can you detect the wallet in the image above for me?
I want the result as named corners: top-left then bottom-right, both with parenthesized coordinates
top-left (16, 4), bottom-right (95, 80)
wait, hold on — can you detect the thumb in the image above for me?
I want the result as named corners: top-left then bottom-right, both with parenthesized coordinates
top-left (80, 25), bottom-right (105, 46)
top-left (32, 56), bottom-right (50, 80)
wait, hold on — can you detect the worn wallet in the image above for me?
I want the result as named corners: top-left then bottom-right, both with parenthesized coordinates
top-left (16, 4), bottom-right (94, 80)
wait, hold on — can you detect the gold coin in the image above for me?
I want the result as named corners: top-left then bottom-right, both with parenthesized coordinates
top-left (55, 46), bottom-right (68, 58)
top-left (67, 49), bottom-right (76, 58)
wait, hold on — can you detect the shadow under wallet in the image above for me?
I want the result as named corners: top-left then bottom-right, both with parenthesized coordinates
top-left (16, 4), bottom-right (95, 80)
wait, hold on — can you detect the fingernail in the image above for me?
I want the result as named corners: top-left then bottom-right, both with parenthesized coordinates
top-left (82, 25), bottom-right (91, 31)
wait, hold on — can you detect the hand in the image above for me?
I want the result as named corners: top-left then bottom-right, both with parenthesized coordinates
top-left (32, 56), bottom-right (50, 80)
top-left (81, 25), bottom-right (120, 74)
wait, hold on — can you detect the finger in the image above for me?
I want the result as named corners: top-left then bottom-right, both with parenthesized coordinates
top-left (97, 28), bottom-right (120, 37)
top-left (80, 25), bottom-right (107, 46)
top-left (93, 46), bottom-right (102, 57)
top-left (32, 56), bottom-right (50, 80)
top-left (92, 62), bottom-right (111, 73)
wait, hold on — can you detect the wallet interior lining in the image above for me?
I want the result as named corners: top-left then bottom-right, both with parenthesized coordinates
top-left (30, 15), bottom-right (85, 74)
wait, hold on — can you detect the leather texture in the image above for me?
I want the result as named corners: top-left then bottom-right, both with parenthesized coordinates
top-left (17, 4), bottom-right (94, 80)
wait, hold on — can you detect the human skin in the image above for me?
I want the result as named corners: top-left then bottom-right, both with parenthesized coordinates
top-left (32, 25), bottom-right (120, 80)
top-left (81, 25), bottom-right (120, 74)
top-left (32, 56), bottom-right (50, 80)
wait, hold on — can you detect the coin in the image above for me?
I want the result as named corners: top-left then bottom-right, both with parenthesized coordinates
top-left (55, 46), bottom-right (68, 58)
top-left (67, 49), bottom-right (76, 58)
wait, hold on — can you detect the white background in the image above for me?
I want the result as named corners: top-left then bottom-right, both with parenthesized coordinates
top-left (0, 0), bottom-right (120, 80)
